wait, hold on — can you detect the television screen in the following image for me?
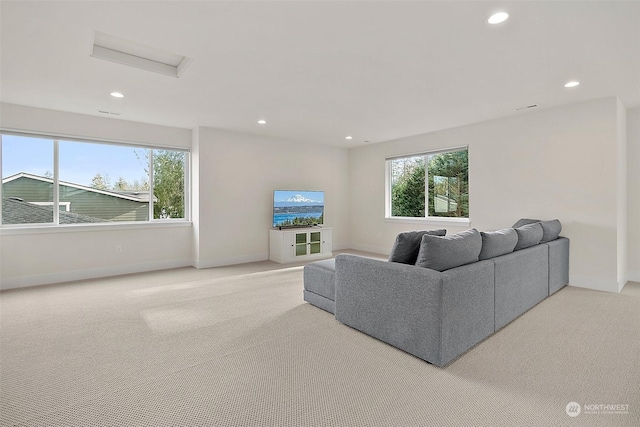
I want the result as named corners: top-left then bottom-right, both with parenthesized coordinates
top-left (273, 190), bottom-right (324, 228)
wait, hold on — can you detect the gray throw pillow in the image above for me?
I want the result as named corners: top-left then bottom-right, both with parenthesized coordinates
top-left (539, 219), bottom-right (562, 243)
top-left (512, 218), bottom-right (541, 228)
top-left (388, 229), bottom-right (447, 264)
top-left (514, 223), bottom-right (543, 250)
top-left (415, 228), bottom-right (482, 272)
top-left (479, 228), bottom-right (518, 260)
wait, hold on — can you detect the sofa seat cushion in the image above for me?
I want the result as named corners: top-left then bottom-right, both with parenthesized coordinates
top-left (479, 228), bottom-right (518, 260)
top-left (303, 258), bottom-right (337, 314)
top-left (514, 223), bottom-right (543, 250)
top-left (303, 258), bottom-right (336, 299)
top-left (388, 229), bottom-right (447, 264)
top-left (415, 228), bottom-right (482, 272)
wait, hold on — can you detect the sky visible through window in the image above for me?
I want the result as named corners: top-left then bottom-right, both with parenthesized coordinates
top-left (2, 135), bottom-right (149, 188)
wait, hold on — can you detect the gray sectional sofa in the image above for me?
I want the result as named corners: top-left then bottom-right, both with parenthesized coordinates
top-left (303, 219), bottom-right (569, 367)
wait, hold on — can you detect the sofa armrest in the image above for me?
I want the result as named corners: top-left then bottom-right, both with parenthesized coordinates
top-left (440, 260), bottom-right (495, 363)
top-left (335, 254), bottom-right (446, 364)
top-left (334, 254), bottom-right (494, 366)
top-left (547, 237), bottom-right (569, 295)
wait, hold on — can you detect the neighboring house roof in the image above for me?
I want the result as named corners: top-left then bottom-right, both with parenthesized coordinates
top-left (2, 173), bottom-right (155, 203)
top-left (2, 197), bottom-right (108, 224)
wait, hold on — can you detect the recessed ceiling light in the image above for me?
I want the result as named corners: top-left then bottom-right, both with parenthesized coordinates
top-left (257, 119), bottom-right (267, 124)
top-left (564, 81), bottom-right (580, 88)
top-left (110, 92), bottom-right (124, 98)
top-left (488, 12), bottom-right (509, 24)
top-left (345, 136), bottom-right (353, 140)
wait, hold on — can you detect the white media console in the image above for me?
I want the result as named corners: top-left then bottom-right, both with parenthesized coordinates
top-left (269, 227), bottom-right (332, 263)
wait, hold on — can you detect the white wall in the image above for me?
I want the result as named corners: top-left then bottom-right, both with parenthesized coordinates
top-left (616, 99), bottom-right (628, 291)
top-left (2, 101), bottom-right (634, 290)
top-left (0, 104), bottom-right (350, 287)
top-left (193, 127), bottom-right (350, 268)
top-left (0, 103), bottom-right (194, 289)
top-left (0, 225), bottom-right (193, 289)
top-left (349, 98), bottom-right (625, 293)
top-left (628, 107), bottom-right (640, 282)
top-left (0, 103), bottom-right (191, 149)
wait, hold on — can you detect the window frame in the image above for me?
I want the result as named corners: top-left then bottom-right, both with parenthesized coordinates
top-left (385, 145), bottom-right (470, 225)
top-left (0, 130), bottom-right (191, 229)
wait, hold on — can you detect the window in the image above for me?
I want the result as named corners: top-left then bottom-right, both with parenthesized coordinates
top-left (1, 135), bottom-right (54, 224)
top-left (386, 147), bottom-right (468, 220)
top-left (1, 133), bottom-right (189, 226)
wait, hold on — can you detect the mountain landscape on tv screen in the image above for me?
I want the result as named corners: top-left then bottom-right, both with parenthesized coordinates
top-left (273, 192), bottom-right (324, 227)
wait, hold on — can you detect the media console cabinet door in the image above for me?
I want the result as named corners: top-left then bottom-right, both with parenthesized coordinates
top-left (295, 232), bottom-right (308, 257)
top-left (309, 231), bottom-right (322, 255)
top-left (269, 228), bottom-right (332, 263)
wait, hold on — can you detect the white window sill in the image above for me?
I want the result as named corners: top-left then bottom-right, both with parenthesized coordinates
top-left (0, 220), bottom-right (192, 236)
top-left (385, 216), bottom-right (471, 227)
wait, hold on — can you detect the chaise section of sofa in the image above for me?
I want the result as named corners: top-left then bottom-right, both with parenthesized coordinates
top-left (303, 258), bottom-right (336, 314)
top-left (304, 220), bottom-right (570, 367)
top-left (335, 254), bottom-right (495, 367)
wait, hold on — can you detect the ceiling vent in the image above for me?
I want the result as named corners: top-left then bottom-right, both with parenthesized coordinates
top-left (516, 104), bottom-right (538, 111)
top-left (91, 31), bottom-right (192, 78)
top-left (98, 110), bottom-right (122, 116)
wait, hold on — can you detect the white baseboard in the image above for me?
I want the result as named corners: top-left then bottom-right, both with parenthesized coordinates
top-left (628, 270), bottom-right (640, 282)
top-left (569, 275), bottom-right (620, 293)
top-left (4, 252), bottom-right (635, 293)
top-left (195, 245), bottom-right (350, 269)
top-left (331, 242), bottom-right (350, 251)
top-left (347, 243), bottom-right (389, 256)
top-left (194, 252), bottom-right (269, 269)
top-left (1, 258), bottom-right (193, 291)
top-left (3, 246), bottom-right (346, 289)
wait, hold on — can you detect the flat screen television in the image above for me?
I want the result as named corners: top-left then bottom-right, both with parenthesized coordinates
top-left (273, 190), bottom-right (324, 228)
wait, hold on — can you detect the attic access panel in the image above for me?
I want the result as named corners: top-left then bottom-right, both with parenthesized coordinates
top-left (91, 31), bottom-right (192, 78)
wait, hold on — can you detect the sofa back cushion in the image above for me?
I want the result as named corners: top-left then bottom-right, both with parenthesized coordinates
top-left (514, 223), bottom-right (543, 250)
top-left (388, 229), bottom-right (447, 264)
top-left (512, 218), bottom-right (540, 228)
top-left (539, 219), bottom-right (562, 243)
top-left (415, 228), bottom-right (482, 271)
top-left (512, 218), bottom-right (562, 243)
top-left (479, 228), bottom-right (518, 260)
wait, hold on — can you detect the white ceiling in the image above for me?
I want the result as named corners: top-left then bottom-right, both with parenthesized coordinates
top-left (1, 1), bottom-right (639, 147)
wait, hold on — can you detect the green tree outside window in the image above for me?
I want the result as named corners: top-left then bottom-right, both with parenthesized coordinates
top-left (390, 149), bottom-right (468, 218)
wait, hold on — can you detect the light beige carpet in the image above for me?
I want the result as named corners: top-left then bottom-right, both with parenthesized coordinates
top-left (1, 260), bottom-right (639, 426)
